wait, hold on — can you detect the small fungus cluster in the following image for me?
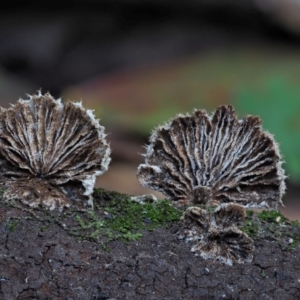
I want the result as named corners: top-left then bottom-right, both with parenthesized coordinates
top-left (179, 204), bottom-right (254, 265)
top-left (137, 105), bottom-right (286, 264)
top-left (0, 92), bottom-right (110, 211)
top-left (0, 93), bottom-right (287, 266)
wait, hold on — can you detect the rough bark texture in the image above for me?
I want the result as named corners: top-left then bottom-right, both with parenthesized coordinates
top-left (0, 190), bottom-right (300, 300)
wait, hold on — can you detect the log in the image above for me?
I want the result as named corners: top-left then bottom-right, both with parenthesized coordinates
top-left (0, 189), bottom-right (299, 299)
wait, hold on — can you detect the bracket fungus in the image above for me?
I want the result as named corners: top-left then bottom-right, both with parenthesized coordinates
top-left (137, 105), bottom-right (286, 209)
top-left (180, 203), bottom-right (254, 265)
top-left (0, 92), bottom-right (111, 211)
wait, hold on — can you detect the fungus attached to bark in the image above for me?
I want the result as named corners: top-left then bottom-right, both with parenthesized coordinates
top-left (137, 105), bottom-right (286, 209)
top-left (0, 92), bottom-right (111, 211)
top-left (180, 203), bottom-right (254, 265)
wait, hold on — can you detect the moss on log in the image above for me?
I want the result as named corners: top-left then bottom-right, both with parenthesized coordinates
top-left (0, 188), bottom-right (299, 299)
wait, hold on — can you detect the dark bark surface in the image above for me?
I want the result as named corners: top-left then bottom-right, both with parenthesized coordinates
top-left (0, 190), bottom-right (300, 300)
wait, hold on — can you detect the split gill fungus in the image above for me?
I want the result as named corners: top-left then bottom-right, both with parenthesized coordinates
top-left (137, 105), bottom-right (286, 209)
top-left (180, 203), bottom-right (254, 265)
top-left (0, 92), bottom-right (111, 211)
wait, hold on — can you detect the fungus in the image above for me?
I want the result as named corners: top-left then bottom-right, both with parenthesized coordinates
top-left (137, 105), bottom-right (286, 209)
top-left (180, 203), bottom-right (254, 265)
top-left (0, 92), bottom-right (110, 210)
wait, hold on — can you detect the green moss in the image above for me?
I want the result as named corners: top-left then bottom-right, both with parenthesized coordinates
top-left (240, 209), bottom-right (261, 236)
top-left (240, 209), bottom-right (300, 251)
top-left (69, 189), bottom-right (182, 248)
top-left (260, 270), bottom-right (267, 278)
top-left (258, 210), bottom-right (289, 223)
top-left (240, 217), bottom-right (260, 237)
top-left (246, 210), bottom-right (254, 217)
top-left (105, 196), bottom-right (182, 230)
top-left (6, 220), bottom-right (18, 232)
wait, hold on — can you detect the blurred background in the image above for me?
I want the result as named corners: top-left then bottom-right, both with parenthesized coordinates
top-left (0, 1), bottom-right (299, 219)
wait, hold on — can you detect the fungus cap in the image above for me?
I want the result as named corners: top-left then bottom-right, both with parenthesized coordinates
top-left (181, 203), bottom-right (254, 265)
top-left (137, 105), bottom-right (286, 209)
top-left (0, 92), bottom-right (111, 210)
